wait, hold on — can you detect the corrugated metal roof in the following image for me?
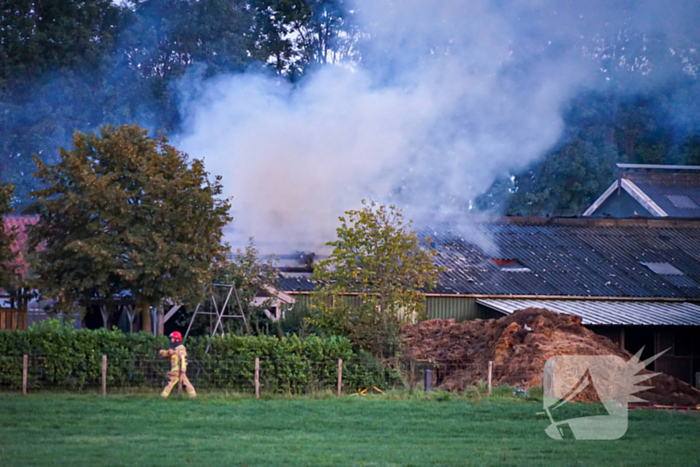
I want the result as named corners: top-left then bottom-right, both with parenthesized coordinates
top-left (476, 299), bottom-right (700, 325)
top-left (423, 221), bottom-right (700, 298)
top-left (278, 218), bottom-right (700, 299)
top-left (624, 172), bottom-right (700, 218)
top-left (616, 163), bottom-right (700, 170)
top-left (277, 275), bottom-right (316, 292)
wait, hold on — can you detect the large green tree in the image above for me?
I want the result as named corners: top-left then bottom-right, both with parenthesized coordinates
top-left (477, 90), bottom-right (700, 217)
top-left (250, 0), bottom-right (358, 76)
top-left (0, 182), bottom-right (18, 289)
top-left (311, 201), bottom-right (441, 357)
top-left (0, 0), bottom-right (122, 89)
top-left (0, 0), bottom-right (127, 202)
top-left (1, 0), bottom-right (259, 205)
top-left (26, 125), bottom-right (231, 333)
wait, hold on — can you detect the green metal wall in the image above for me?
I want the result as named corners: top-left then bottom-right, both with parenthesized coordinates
top-left (291, 294), bottom-right (311, 308)
top-left (424, 297), bottom-right (495, 321)
top-left (288, 294), bottom-right (362, 310)
top-left (290, 294), bottom-right (498, 322)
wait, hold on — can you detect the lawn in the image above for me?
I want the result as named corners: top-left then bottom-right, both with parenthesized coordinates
top-left (0, 393), bottom-right (698, 466)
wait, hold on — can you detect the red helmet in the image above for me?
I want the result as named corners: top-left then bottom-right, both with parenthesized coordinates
top-left (169, 331), bottom-right (182, 342)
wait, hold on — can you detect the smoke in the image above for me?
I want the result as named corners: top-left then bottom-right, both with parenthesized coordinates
top-left (179, 0), bottom-right (700, 253)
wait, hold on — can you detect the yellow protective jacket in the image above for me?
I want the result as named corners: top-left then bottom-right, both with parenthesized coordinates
top-left (160, 343), bottom-right (188, 372)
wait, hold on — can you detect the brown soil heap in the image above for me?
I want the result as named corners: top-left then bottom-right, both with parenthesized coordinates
top-left (401, 308), bottom-right (700, 406)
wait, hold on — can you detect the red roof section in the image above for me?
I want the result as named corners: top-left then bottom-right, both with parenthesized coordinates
top-left (3, 215), bottom-right (39, 280)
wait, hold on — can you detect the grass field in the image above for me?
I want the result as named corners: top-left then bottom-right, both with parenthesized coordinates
top-left (0, 392), bottom-right (698, 466)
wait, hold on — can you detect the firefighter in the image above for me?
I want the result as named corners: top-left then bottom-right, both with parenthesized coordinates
top-left (159, 331), bottom-right (197, 398)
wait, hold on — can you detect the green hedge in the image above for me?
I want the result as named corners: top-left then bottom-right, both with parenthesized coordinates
top-left (0, 319), bottom-right (401, 392)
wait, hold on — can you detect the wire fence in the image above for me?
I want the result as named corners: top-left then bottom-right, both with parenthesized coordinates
top-left (0, 355), bottom-right (524, 396)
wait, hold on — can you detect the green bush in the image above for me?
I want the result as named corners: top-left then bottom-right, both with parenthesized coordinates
top-left (0, 319), bottom-right (398, 393)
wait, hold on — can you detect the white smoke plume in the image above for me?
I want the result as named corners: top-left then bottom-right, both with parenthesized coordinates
top-left (179, 0), bottom-right (699, 253)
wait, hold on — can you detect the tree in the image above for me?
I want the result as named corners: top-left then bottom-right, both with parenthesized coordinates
top-left (311, 201), bottom-right (441, 357)
top-left (250, 0), bottom-right (359, 77)
top-left (0, 0), bottom-right (127, 204)
top-left (26, 124), bottom-right (231, 333)
top-left (0, 0), bottom-right (122, 89)
top-left (1, 0), bottom-right (258, 206)
top-left (0, 182), bottom-right (18, 288)
top-left (116, 0), bottom-right (255, 131)
top-left (498, 137), bottom-right (618, 216)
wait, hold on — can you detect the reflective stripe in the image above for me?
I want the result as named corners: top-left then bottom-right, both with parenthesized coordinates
top-left (170, 349), bottom-right (187, 371)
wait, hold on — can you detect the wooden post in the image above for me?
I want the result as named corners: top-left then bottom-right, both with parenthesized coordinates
top-left (620, 327), bottom-right (626, 351)
top-left (102, 355), bottom-right (107, 397)
top-left (157, 301), bottom-right (165, 336)
top-left (178, 354), bottom-right (183, 396)
top-left (337, 359), bottom-right (343, 397)
top-left (487, 361), bottom-right (493, 395)
top-left (255, 357), bottom-right (260, 399)
top-left (544, 363), bottom-right (554, 398)
top-left (409, 359), bottom-right (416, 394)
top-left (22, 355), bottom-right (28, 396)
top-left (10, 302), bottom-right (17, 330)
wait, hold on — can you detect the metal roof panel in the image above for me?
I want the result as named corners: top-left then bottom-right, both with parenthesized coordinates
top-left (476, 299), bottom-right (700, 325)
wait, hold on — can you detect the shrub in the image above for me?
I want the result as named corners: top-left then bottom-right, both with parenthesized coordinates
top-left (0, 319), bottom-right (397, 393)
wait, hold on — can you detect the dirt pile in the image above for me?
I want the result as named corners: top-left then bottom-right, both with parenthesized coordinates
top-left (401, 308), bottom-right (700, 406)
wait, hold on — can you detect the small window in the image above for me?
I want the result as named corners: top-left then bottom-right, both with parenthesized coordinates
top-left (665, 195), bottom-right (699, 209)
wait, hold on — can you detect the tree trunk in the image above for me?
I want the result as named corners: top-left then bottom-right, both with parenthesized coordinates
top-left (157, 300), bottom-right (165, 336)
top-left (124, 305), bottom-right (135, 333)
top-left (99, 304), bottom-right (108, 329)
top-left (139, 301), bottom-right (152, 334)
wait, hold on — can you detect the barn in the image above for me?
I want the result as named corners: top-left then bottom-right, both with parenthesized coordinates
top-left (278, 216), bottom-right (700, 384)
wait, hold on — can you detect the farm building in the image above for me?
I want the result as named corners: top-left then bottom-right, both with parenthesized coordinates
top-left (583, 163), bottom-right (700, 218)
top-left (278, 216), bottom-right (700, 384)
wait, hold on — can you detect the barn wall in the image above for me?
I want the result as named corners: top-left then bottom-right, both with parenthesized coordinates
top-left (425, 297), bottom-right (500, 321)
top-left (588, 325), bottom-right (700, 385)
top-left (291, 294), bottom-right (311, 308)
top-left (653, 326), bottom-right (700, 385)
top-left (586, 325), bottom-right (624, 347)
top-left (593, 190), bottom-right (653, 217)
top-left (288, 294), bottom-right (495, 322)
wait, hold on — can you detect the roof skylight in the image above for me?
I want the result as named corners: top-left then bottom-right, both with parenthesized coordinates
top-left (665, 195), bottom-right (699, 209)
top-left (640, 262), bottom-right (684, 276)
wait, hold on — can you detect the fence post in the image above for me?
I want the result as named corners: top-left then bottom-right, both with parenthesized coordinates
top-left (102, 355), bottom-right (107, 397)
top-left (409, 359), bottom-right (415, 394)
top-left (337, 359), bottom-right (343, 397)
top-left (178, 355), bottom-right (183, 396)
top-left (22, 355), bottom-right (28, 396)
top-left (255, 357), bottom-right (260, 399)
top-left (424, 368), bottom-right (432, 392)
top-left (487, 361), bottom-right (493, 395)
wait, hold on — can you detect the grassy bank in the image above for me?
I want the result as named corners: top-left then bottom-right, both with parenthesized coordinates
top-left (0, 394), bottom-right (698, 466)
